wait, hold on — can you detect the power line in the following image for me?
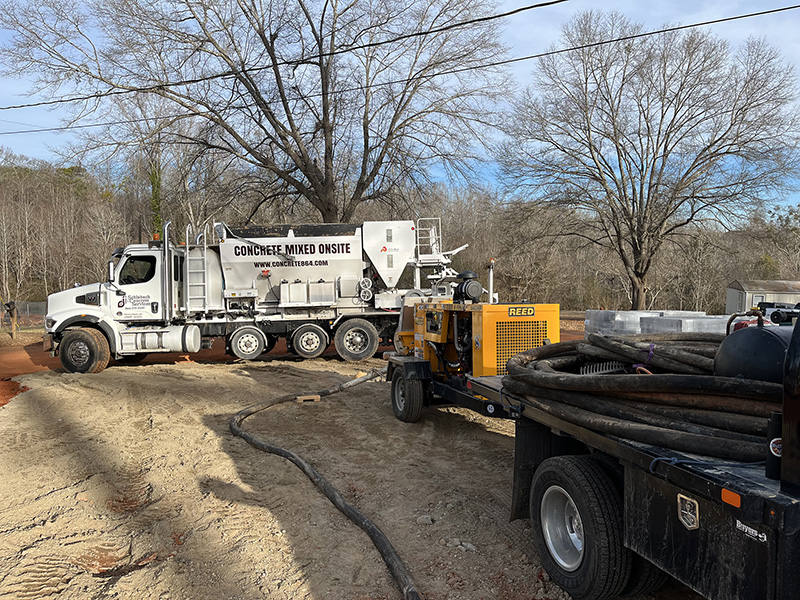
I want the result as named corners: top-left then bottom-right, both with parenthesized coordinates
top-left (0, 0), bottom-right (569, 113)
top-left (0, 3), bottom-right (798, 137)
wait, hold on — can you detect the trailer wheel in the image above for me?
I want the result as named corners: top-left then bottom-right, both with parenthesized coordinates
top-left (530, 456), bottom-right (631, 600)
top-left (292, 324), bottom-right (329, 359)
top-left (60, 327), bottom-right (111, 373)
top-left (334, 318), bottom-right (379, 362)
top-left (229, 326), bottom-right (266, 360)
top-left (391, 370), bottom-right (424, 422)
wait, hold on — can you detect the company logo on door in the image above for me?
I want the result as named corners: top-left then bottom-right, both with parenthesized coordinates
top-left (118, 294), bottom-right (151, 309)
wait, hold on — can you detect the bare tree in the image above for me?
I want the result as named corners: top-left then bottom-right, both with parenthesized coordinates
top-left (1, 0), bottom-right (506, 223)
top-left (498, 11), bottom-right (799, 309)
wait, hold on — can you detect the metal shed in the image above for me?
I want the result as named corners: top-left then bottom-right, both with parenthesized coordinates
top-left (725, 280), bottom-right (800, 313)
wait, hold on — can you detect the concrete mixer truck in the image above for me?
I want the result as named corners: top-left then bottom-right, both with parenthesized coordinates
top-left (43, 218), bottom-right (468, 372)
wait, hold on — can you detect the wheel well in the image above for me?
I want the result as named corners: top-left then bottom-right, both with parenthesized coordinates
top-left (57, 322), bottom-right (116, 354)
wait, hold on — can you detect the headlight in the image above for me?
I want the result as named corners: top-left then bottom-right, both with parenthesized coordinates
top-left (46, 318), bottom-right (56, 329)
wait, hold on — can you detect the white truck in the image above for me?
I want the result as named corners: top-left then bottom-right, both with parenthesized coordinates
top-left (44, 218), bottom-right (463, 372)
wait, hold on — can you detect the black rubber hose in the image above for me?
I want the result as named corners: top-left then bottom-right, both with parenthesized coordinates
top-left (587, 334), bottom-right (709, 374)
top-left (507, 357), bottom-right (782, 402)
top-left (611, 400), bottom-right (768, 437)
top-left (513, 384), bottom-right (765, 444)
top-left (501, 379), bottom-right (764, 462)
top-left (229, 368), bottom-right (424, 600)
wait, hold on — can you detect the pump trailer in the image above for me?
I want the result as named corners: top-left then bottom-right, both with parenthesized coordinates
top-left (386, 293), bottom-right (800, 600)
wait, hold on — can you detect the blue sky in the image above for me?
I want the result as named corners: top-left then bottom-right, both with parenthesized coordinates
top-left (0, 1), bottom-right (798, 162)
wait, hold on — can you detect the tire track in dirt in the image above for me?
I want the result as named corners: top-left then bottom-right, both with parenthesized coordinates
top-left (1, 358), bottom-right (694, 600)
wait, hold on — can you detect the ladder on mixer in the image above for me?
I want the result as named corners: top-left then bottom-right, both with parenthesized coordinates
top-left (183, 224), bottom-right (209, 313)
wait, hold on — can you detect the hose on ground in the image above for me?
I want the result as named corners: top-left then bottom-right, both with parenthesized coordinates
top-left (504, 333), bottom-right (780, 462)
top-left (230, 367), bottom-right (424, 600)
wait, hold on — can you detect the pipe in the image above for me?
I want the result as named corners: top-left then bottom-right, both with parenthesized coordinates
top-left (162, 220), bottom-right (173, 322)
top-left (504, 333), bottom-right (783, 461)
top-left (230, 368), bottom-right (424, 600)
top-left (487, 259), bottom-right (495, 304)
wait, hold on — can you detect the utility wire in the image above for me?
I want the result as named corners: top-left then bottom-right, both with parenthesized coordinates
top-left (0, 3), bottom-right (798, 137)
top-left (0, 0), bottom-right (569, 113)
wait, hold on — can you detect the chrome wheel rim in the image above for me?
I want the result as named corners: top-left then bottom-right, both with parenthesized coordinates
top-left (343, 328), bottom-right (368, 353)
top-left (541, 485), bottom-right (584, 572)
top-left (68, 340), bottom-right (90, 366)
top-left (298, 331), bottom-right (321, 353)
top-left (236, 332), bottom-right (261, 355)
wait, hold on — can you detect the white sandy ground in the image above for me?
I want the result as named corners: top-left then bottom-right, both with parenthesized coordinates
top-left (0, 357), bottom-right (697, 600)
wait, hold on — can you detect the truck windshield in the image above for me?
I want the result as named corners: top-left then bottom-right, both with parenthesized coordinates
top-left (119, 256), bottom-right (157, 285)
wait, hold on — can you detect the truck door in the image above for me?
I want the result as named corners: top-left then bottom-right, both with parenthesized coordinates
top-left (113, 252), bottom-right (163, 321)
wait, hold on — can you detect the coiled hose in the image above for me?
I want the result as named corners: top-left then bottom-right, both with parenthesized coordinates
top-left (504, 333), bottom-right (782, 462)
top-left (229, 367), bottom-right (423, 600)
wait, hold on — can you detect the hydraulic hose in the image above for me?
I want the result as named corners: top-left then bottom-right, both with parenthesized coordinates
top-left (229, 367), bottom-right (424, 600)
top-left (505, 333), bottom-right (780, 461)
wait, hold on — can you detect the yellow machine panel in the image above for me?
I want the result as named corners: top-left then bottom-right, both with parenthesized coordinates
top-left (471, 304), bottom-right (559, 376)
top-left (409, 302), bottom-right (560, 377)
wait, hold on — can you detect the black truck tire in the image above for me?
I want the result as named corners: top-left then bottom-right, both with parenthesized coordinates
top-left (530, 455), bottom-right (631, 600)
top-left (292, 324), bottom-right (329, 359)
top-left (334, 318), bottom-right (379, 362)
top-left (60, 327), bottom-right (111, 373)
top-left (229, 326), bottom-right (266, 360)
top-left (391, 369), bottom-right (424, 423)
top-left (620, 555), bottom-right (669, 596)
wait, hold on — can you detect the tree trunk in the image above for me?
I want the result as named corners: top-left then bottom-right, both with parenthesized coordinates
top-left (630, 274), bottom-right (647, 310)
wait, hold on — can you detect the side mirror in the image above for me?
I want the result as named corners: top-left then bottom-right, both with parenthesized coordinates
top-left (116, 290), bottom-right (126, 297)
top-left (108, 260), bottom-right (115, 283)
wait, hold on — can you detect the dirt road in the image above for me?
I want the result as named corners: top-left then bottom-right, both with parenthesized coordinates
top-left (0, 333), bottom-right (697, 600)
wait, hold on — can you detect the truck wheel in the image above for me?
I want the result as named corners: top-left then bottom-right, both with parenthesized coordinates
top-left (391, 370), bottom-right (424, 422)
top-left (334, 318), bottom-right (379, 362)
top-left (292, 324), bottom-right (329, 359)
top-left (60, 327), bottom-right (111, 374)
top-left (530, 455), bottom-right (631, 600)
top-left (620, 555), bottom-right (669, 596)
top-left (229, 326), bottom-right (266, 360)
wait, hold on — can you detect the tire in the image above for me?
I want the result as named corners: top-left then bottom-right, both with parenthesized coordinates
top-left (334, 318), bottom-right (379, 362)
top-left (60, 327), bottom-right (111, 374)
top-left (530, 456), bottom-right (631, 600)
top-left (391, 369), bottom-right (424, 422)
top-left (292, 324), bottom-right (329, 359)
top-left (229, 326), bottom-right (266, 360)
top-left (620, 555), bottom-right (669, 596)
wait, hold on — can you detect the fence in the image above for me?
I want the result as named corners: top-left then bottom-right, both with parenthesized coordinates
top-left (1, 301), bottom-right (46, 329)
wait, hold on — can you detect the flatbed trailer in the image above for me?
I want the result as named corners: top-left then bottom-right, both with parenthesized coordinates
top-left (386, 358), bottom-right (800, 600)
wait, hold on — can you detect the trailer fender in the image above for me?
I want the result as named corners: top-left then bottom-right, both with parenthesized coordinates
top-left (386, 356), bottom-right (433, 383)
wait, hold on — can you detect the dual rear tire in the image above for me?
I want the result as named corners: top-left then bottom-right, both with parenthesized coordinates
top-left (530, 455), bottom-right (667, 600)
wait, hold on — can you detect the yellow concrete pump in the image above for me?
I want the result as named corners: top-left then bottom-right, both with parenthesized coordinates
top-left (387, 271), bottom-right (559, 421)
